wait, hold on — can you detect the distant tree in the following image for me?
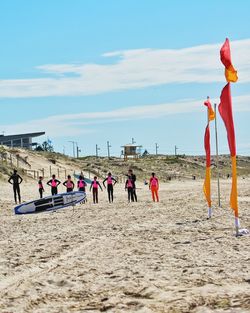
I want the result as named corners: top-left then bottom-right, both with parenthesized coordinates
top-left (34, 145), bottom-right (44, 152)
top-left (142, 149), bottom-right (149, 157)
top-left (40, 140), bottom-right (54, 152)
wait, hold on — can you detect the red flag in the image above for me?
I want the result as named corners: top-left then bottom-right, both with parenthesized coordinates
top-left (218, 82), bottom-right (238, 218)
top-left (218, 83), bottom-right (236, 157)
top-left (203, 124), bottom-right (212, 209)
top-left (219, 39), bottom-right (239, 232)
top-left (220, 38), bottom-right (238, 82)
top-left (204, 125), bottom-right (211, 167)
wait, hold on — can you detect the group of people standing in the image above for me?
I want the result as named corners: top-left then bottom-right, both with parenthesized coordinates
top-left (8, 169), bottom-right (160, 204)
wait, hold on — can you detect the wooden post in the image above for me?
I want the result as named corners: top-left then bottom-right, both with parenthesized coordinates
top-left (57, 168), bottom-right (60, 178)
top-left (49, 165), bottom-right (52, 177)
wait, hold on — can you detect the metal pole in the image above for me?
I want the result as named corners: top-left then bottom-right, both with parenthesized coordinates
top-left (175, 145), bottom-right (178, 156)
top-left (75, 142), bottom-right (79, 158)
top-left (107, 141), bottom-right (111, 159)
top-left (68, 141), bottom-right (75, 158)
top-left (77, 146), bottom-right (81, 158)
top-left (155, 143), bottom-right (159, 155)
top-left (73, 142), bottom-right (75, 158)
top-left (214, 103), bottom-right (221, 207)
top-left (96, 144), bottom-right (100, 158)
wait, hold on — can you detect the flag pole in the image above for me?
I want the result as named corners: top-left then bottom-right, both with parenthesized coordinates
top-left (214, 103), bottom-right (221, 207)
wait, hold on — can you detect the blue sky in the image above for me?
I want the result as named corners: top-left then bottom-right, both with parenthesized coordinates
top-left (0, 0), bottom-right (250, 156)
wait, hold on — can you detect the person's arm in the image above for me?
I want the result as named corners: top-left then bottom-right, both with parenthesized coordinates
top-left (56, 179), bottom-right (61, 186)
top-left (125, 180), bottom-right (128, 190)
top-left (19, 175), bottom-right (23, 184)
top-left (98, 182), bottom-right (103, 191)
top-left (102, 177), bottom-right (107, 188)
top-left (112, 177), bottom-right (118, 185)
top-left (89, 182), bottom-right (93, 191)
top-left (72, 181), bottom-right (75, 189)
top-left (8, 176), bottom-right (13, 184)
top-left (47, 179), bottom-right (52, 186)
top-left (149, 178), bottom-right (152, 190)
top-left (63, 181), bottom-right (67, 187)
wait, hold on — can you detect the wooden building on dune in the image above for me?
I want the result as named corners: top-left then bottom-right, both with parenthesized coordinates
top-left (121, 143), bottom-right (142, 160)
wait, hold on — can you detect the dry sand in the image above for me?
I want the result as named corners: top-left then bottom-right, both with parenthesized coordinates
top-left (0, 177), bottom-right (250, 313)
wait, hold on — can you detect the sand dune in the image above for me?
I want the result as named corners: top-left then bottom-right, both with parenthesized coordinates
top-left (0, 177), bottom-right (250, 313)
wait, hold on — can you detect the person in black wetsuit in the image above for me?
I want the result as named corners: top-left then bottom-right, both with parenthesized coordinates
top-left (63, 175), bottom-right (75, 192)
top-left (38, 176), bottom-right (45, 198)
top-left (90, 176), bottom-right (103, 204)
top-left (8, 169), bottom-right (23, 204)
top-left (103, 172), bottom-right (117, 203)
top-left (128, 169), bottom-right (137, 202)
top-left (47, 174), bottom-right (61, 195)
top-left (125, 175), bottom-right (134, 202)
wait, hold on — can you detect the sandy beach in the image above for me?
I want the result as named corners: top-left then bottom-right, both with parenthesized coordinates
top-left (0, 177), bottom-right (249, 313)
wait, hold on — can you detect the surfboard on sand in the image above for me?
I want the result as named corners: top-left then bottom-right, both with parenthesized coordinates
top-left (74, 174), bottom-right (92, 184)
top-left (14, 191), bottom-right (86, 215)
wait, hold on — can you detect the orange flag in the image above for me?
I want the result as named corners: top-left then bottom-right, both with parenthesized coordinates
top-left (204, 98), bottom-right (215, 121)
top-left (203, 98), bottom-right (215, 215)
top-left (218, 83), bottom-right (238, 218)
top-left (220, 38), bottom-right (238, 83)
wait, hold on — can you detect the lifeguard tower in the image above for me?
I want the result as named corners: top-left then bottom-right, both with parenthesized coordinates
top-left (121, 140), bottom-right (142, 160)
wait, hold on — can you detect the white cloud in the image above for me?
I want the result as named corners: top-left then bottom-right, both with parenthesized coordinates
top-left (0, 39), bottom-right (250, 98)
top-left (1, 93), bottom-right (250, 137)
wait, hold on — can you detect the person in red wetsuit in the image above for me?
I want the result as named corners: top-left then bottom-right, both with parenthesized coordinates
top-left (149, 172), bottom-right (159, 202)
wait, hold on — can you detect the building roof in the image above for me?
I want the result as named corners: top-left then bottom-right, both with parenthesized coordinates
top-left (0, 132), bottom-right (45, 141)
top-left (121, 144), bottom-right (142, 147)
